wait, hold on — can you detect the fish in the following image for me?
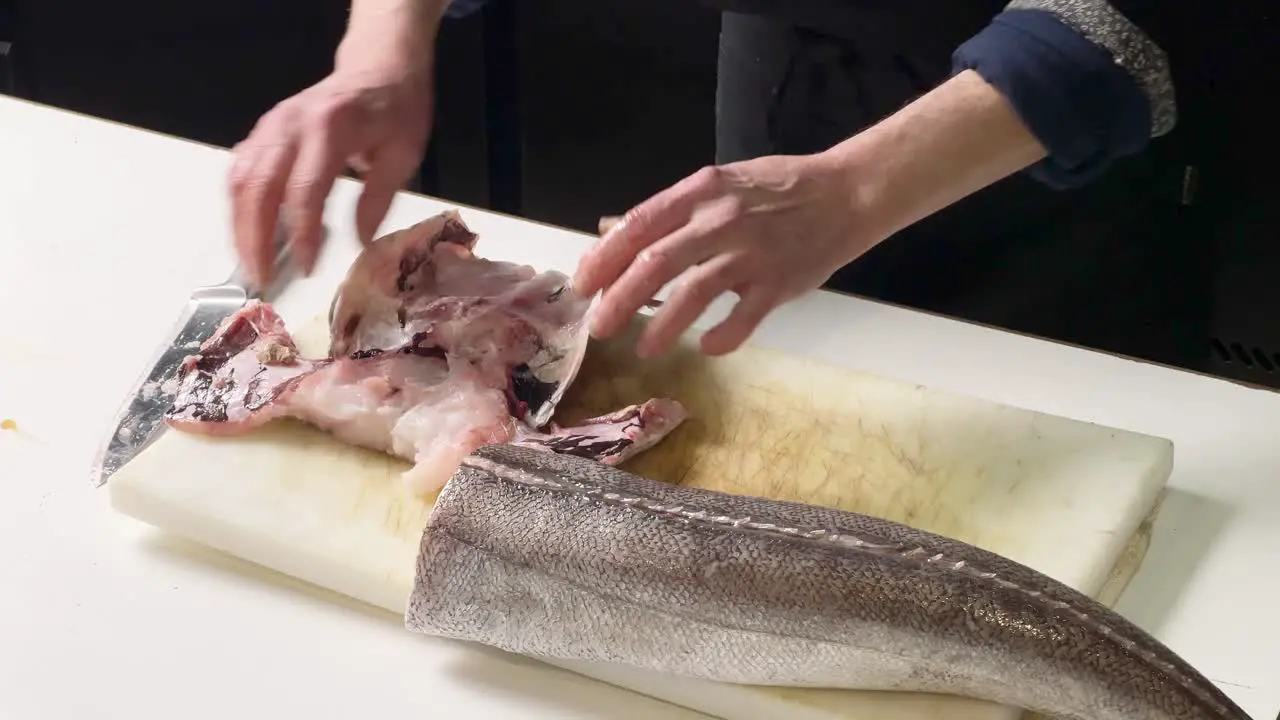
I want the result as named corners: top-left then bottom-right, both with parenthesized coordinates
top-left (163, 210), bottom-right (688, 495)
top-left (406, 444), bottom-right (1252, 720)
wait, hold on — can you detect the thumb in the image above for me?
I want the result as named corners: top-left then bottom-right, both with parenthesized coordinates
top-left (355, 150), bottom-right (419, 246)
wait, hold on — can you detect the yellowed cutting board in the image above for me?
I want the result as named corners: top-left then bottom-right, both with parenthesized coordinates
top-left (108, 313), bottom-right (1173, 720)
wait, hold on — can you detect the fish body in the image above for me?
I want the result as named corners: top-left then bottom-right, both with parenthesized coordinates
top-left (163, 210), bottom-right (686, 495)
top-left (407, 444), bottom-right (1251, 720)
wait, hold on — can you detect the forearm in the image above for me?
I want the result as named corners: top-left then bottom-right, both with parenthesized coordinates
top-left (821, 69), bottom-right (1047, 243)
top-left (951, 1), bottom-right (1175, 188)
top-left (337, 0), bottom-right (450, 72)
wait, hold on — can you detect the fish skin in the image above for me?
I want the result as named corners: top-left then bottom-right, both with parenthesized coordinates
top-left (406, 444), bottom-right (1251, 720)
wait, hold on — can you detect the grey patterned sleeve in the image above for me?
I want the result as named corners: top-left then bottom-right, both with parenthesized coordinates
top-left (1004, 0), bottom-right (1176, 137)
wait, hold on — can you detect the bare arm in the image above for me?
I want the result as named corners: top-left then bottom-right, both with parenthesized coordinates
top-left (337, 0), bottom-right (451, 71)
top-left (574, 70), bottom-right (1054, 356)
top-left (570, 1), bottom-right (1179, 358)
top-left (820, 68), bottom-right (1048, 244)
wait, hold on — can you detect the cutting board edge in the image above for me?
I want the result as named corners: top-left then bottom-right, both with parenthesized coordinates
top-left (103, 488), bottom-right (1161, 720)
top-left (105, 432), bottom-right (1173, 623)
top-left (1077, 448), bottom-right (1171, 592)
top-left (107, 477), bottom-right (414, 616)
top-left (103, 413), bottom-right (1176, 629)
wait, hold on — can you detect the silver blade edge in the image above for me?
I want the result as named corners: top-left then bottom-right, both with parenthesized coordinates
top-left (88, 284), bottom-right (250, 488)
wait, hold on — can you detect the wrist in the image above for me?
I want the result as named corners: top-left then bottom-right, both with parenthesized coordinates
top-left (817, 69), bottom-right (1047, 245)
top-left (815, 133), bottom-right (915, 247)
top-left (336, 0), bottom-right (447, 76)
top-left (803, 141), bottom-right (901, 261)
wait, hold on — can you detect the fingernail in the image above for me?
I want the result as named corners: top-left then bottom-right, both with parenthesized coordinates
top-left (571, 273), bottom-right (595, 298)
top-left (247, 261), bottom-right (265, 290)
top-left (598, 215), bottom-right (623, 235)
top-left (588, 312), bottom-right (613, 339)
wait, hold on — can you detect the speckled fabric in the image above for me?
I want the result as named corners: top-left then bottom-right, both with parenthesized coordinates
top-left (1006, 0), bottom-right (1176, 136)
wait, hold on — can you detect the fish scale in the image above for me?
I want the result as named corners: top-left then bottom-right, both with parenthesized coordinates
top-left (407, 444), bottom-right (1252, 720)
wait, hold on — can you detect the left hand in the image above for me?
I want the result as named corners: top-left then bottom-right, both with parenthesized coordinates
top-left (573, 153), bottom-right (876, 358)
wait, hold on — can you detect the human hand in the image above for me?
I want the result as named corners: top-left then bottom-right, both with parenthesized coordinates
top-left (573, 154), bottom-right (880, 358)
top-left (228, 43), bottom-right (434, 288)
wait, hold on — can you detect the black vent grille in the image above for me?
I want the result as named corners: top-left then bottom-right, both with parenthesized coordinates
top-left (1211, 337), bottom-right (1280, 373)
top-left (1207, 337), bottom-right (1280, 392)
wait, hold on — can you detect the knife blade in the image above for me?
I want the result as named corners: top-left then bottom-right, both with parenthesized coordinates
top-left (89, 223), bottom-right (302, 488)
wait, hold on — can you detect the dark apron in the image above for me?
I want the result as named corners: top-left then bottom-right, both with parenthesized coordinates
top-left (712, 8), bottom-right (1210, 370)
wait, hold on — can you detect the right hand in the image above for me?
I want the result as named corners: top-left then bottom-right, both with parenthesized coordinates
top-left (229, 52), bottom-right (434, 288)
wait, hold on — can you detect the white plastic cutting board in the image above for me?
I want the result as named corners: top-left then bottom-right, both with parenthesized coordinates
top-left (108, 312), bottom-right (1173, 720)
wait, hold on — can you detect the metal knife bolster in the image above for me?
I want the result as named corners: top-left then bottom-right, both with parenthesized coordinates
top-left (88, 284), bottom-right (250, 488)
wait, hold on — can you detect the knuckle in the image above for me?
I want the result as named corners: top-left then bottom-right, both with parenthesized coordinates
top-left (228, 157), bottom-right (258, 195)
top-left (285, 179), bottom-right (314, 207)
top-left (718, 193), bottom-right (747, 220)
top-left (745, 284), bottom-right (778, 308)
top-left (247, 113), bottom-right (276, 137)
top-left (307, 96), bottom-right (349, 127)
top-left (635, 246), bottom-right (676, 276)
top-left (270, 95), bottom-right (297, 114)
top-left (619, 205), bottom-right (651, 234)
top-left (688, 165), bottom-right (726, 193)
top-left (237, 174), bottom-right (276, 205)
top-left (252, 102), bottom-right (295, 134)
top-left (680, 274), bottom-right (724, 305)
top-left (286, 185), bottom-right (325, 220)
top-left (228, 164), bottom-right (251, 194)
top-left (729, 244), bottom-right (771, 271)
top-left (738, 248), bottom-right (770, 271)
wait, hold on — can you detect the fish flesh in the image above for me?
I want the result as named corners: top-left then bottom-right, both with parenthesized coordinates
top-left (406, 444), bottom-right (1252, 720)
top-left (165, 210), bottom-right (687, 495)
top-left (327, 209), bottom-right (597, 430)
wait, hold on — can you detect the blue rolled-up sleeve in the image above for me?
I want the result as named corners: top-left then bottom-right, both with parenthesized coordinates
top-left (951, 9), bottom-right (1153, 190)
top-left (445, 0), bottom-right (490, 18)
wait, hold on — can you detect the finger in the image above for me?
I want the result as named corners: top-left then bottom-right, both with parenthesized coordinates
top-left (355, 147), bottom-right (420, 246)
top-left (230, 138), bottom-right (298, 289)
top-left (634, 253), bottom-right (739, 358)
top-left (700, 284), bottom-right (779, 356)
top-left (574, 206), bottom-right (683, 300)
top-left (573, 166), bottom-right (720, 297)
top-left (598, 215), bottom-right (623, 236)
top-left (227, 143), bottom-right (263, 285)
top-left (347, 151), bottom-right (373, 175)
top-left (283, 125), bottom-right (347, 276)
top-left (589, 222), bottom-right (720, 341)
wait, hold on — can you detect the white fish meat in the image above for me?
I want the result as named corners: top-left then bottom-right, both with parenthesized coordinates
top-left (165, 210), bottom-right (687, 495)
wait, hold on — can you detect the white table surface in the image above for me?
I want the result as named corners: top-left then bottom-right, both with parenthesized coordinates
top-left (0, 96), bottom-right (1275, 720)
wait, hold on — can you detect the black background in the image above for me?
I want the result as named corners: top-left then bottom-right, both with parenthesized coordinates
top-left (2, 0), bottom-right (1277, 390)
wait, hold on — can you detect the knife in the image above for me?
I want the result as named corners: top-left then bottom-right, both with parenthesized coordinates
top-left (88, 222), bottom-right (304, 488)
